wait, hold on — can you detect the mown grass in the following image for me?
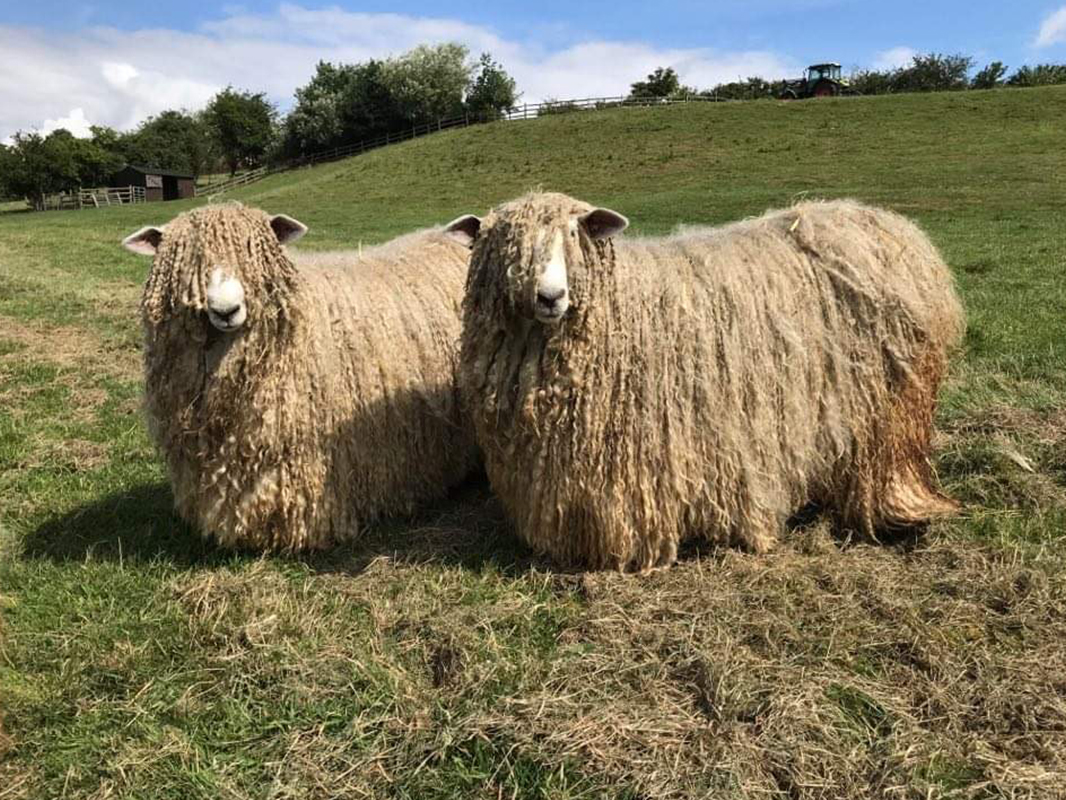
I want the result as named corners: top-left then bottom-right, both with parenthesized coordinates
top-left (1, 87), bottom-right (1065, 798)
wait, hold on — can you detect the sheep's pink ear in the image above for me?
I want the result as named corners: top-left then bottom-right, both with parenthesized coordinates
top-left (122, 225), bottom-right (165, 256)
top-left (269, 214), bottom-right (308, 245)
top-left (580, 208), bottom-right (628, 241)
top-left (443, 214), bottom-right (482, 247)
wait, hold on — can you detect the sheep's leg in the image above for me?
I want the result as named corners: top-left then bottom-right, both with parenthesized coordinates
top-left (873, 346), bottom-right (959, 529)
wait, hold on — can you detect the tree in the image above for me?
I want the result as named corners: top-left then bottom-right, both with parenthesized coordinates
top-left (972, 61), bottom-right (1008, 89)
top-left (1007, 63), bottom-right (1066, 87)
top-left (383, 43), bottom-right (473, 125)
top-left (279, 61), bottom-right (358, 159)
top-left (465, 53), bottom-right (519, 120)
top-left (121, 110), bottom-right (215, 177)
top-left (205, 87), bottom-right (277, 175)
top-left (0, 129), bottom-right (119, 209)
top-left (339, 59), bottom-right (407, 145)
top-left (629, 67), bottom-right (680, 99)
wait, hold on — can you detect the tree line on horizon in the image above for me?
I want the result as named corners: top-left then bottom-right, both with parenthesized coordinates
top-left (2, 44), bottom-right (1065, 209)
top-left (623, 54), bottom-right (1066, 102)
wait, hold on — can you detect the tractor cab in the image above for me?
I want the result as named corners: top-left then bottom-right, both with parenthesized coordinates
top-left (805, 63), bottom-right (842, 84)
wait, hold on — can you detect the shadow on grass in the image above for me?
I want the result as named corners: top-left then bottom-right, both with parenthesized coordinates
top-left (20, 477), bottom-right (928, 574)
top-left (304, 474), bottom-right (552, 578)
top-left (20, 474), bottom-right (544, 575)
top-left (20, 481), bottom-right (234, 567)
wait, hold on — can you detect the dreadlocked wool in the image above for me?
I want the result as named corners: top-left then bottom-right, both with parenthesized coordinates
top-left (459, 192), bottom-right (964, 571)
top-left (135, 203), bottom-right (479, 552)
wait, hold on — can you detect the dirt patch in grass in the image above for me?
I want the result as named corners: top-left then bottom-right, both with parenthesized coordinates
top-left (0, 314), bottom-right (140, 383)
top-left (19, 439), bottom-right (111, 472)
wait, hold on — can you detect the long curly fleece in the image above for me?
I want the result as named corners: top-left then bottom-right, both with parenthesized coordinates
top-left (460, 193), bottom-right (963, 571)
top-left (142, 203), bottom-right (478, 552)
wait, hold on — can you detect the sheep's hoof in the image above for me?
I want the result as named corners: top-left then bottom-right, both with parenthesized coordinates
top-left (880, 467), bottom-right (960, 528)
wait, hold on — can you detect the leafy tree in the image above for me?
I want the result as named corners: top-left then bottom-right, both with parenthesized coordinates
top-left (122, 110), bottom-right (215, 177)
top-left (0, 129), bottom-right (119, 209)
top-left (279, 61), bottom-right (357, 159)
top-left (339, 59), bottom-right (407, 145)
top-left (205, 87), bottom-right (277, 175)
top-left (465, 53), bottom-right (519, 120)
top-left (972, 61), bottom-right (1008, 89)
top-left (629, 67), bottom-right (681, 98)
top-left (383, 43), bottom-right (473, 125)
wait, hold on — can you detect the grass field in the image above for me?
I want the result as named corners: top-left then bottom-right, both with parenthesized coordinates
top-left (1, 87), bottom-right (1065, 798)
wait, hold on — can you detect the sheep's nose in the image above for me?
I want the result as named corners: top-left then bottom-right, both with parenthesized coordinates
top-left (216, 305), bottom-right (241, 321)
top-left (536, 287), bottom-right (566, 308)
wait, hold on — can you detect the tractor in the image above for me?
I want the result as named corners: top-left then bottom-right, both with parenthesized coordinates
top-left (779, 63), bottom-right (850, 99)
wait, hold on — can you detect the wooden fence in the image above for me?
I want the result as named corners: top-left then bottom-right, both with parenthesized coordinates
top-left (36, 185), bottom-right (146, 211)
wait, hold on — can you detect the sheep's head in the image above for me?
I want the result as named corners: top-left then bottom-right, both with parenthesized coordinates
top-left (470, 192), bottom-right (628, 326)
top-left (123, 203), bottom-right (307, 337)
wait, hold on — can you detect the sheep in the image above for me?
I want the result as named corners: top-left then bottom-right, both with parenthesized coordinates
top-left (122, 202), bottom-right (482, 552)
top-left (458, 192), bottom-right (964, 571)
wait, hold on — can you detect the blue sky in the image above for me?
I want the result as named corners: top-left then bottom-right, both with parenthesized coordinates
top-left (2, 1), bottom-right (1065, 140)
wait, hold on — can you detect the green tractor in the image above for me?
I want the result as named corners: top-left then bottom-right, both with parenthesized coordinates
top-left (779, 63), bottom-right (851, 99)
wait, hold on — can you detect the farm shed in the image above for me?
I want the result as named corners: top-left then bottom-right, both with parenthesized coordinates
top-left (110, 166), bottom-right (196, 202)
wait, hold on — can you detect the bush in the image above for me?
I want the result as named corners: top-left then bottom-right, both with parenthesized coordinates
top-left (892, 53), bottom-right (973, 93)
top-left (629, 67), bottom-right (680, 99)
top-left (1007, 64), bottom-right (1066, 87)
top-left (972, 61), bottom-right (1008, 90)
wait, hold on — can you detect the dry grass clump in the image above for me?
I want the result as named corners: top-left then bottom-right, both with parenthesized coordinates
top-left (938, 405), bottom-right (1066, 516)
top-left (140, 203), bottom-right (479, 552)
top-left (461, 192), bottom-right (965, 570)
top-left (0, 314), bottom-right (140, 381)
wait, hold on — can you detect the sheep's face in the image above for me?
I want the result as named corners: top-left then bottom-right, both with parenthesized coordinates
top-left (205, 267), bottom-right (248, 332)
top-left (518, 208), bottom-right (629, 326)
top-left (123, 210), bottom-right (308, 336)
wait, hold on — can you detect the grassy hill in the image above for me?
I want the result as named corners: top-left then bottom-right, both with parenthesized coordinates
top-left (1, 87), bottom-right (1065, 798)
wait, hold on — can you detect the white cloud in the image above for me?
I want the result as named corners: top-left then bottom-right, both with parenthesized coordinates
top-left (1035, 5), bottom-right (1066, 47)
top-left (0, 6), bottom-right (798, 140)
top-left (871, 46), bottom-right (917, 71)
top-left (41, 107), bottom-right (94, 137)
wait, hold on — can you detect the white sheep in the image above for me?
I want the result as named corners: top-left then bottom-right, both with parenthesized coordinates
top-left (123, 202), bottom-right (482, 552)
top-left (459, 192), bottom-right (964, 571)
